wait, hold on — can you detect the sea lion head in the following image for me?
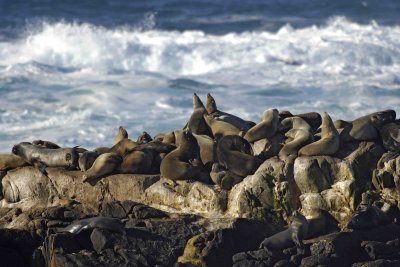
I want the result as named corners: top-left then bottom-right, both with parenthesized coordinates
top-left (262, 108), bottom-right (279, 121)
top-left (66, 147), bottom-right (80, 167)
top-left (137, 131), bottom-right (152, 144)
top-left (370, 110), bottom-right (396, 127)
top-left (347, 206), bottom-right (382, 229)
top-left (192, 93), bottom-right (205, 109)
top-left (205, 93), bottom-right (217, 114)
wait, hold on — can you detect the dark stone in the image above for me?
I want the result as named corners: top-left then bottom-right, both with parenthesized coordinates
top-left (274, 259), bottom-right (297, 267)
top-left (42, 206), bottom-right (67, 220)
top-left (90, 228), bottom-right (113, 254)
top-left (361, 240), bottom-right (400, 260)
top-left (100, 202), bottom-right (127, 219)
top-left (132, 204), bottom-right (168, 219)
top-left (352, 259), bottom-right (400, 267)
top-left (0, 229), bottom-right (42, 266)
top-left (0, 246), bottom-right (25, 267)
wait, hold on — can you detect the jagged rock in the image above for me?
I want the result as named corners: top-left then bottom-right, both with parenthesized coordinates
top-left (1, 167), bottom-right (160, 212)
top-left (143, 179), bottom-right (227, 216)
top-left (362, 240), bottom-right (400, 260)
top-left (294, 156), bottom-right (338, 194)
top-left (298, 142), bottom-right (385, 225)
top-left (228, 157), bottom-right (298, 221)
top-left (178, 218), bottom-right (282, 267)
top-left (131, 204), bottom-right (168, 219)
top-left (352, 259), bottom-right (400, 267)
top-left (0, 229), bottom-right (42, 267)
top-left (305, 224), bottom-right (400, 266)
top-left (44, 215), bottom-right (202, 267)
top-left (252, 134), bottom-right (285, 159)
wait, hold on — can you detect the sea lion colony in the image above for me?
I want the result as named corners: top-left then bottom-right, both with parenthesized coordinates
top-left (1, 92), bottom-right (400, 260)
top-left (5, 93), bottom-right (399, 188)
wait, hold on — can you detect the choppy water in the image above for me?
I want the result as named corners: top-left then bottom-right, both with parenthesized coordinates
top-left (0, 1), bottom-right (400, 151)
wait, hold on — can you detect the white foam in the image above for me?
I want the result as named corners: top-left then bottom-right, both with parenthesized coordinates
top-left (0, 17), bottom-right (399, 151)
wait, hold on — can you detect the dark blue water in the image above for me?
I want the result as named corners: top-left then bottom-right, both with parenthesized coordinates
top-left (1, 0), bottom-right (400, 39)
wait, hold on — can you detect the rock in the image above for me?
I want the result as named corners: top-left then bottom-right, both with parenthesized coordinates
top-left (307, 224), bottom-right (400, 265)
top-left (90, 228), bottom-right (114, 253)
top-left (178, 218), bottom-right (282, 267)
top-left (361, 240), bottom-right (400, 260)
top-left (228, 157), bottom-right (298, 221)
top-left (352, 259), bottom-right (400, 267)
top-left (131, 204), bottom-right (168, 219)
top-left (294, 156), bottom-right (338, 194)
top-left (144, 179), bottom-right (227, 216)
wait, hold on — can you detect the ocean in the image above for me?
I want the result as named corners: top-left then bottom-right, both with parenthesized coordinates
top-left (1, 0), bottom-right (400, 152)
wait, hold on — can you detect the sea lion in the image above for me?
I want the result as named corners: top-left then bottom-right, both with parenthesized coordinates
top-left (136, 131), bottom-right (152, 144)
top-left (205, 93), bottom-right (255, 131)
top-left (12, 142), bottom-right (79, 168)
top-left (113, 126), bottom-right (128, 145)
top-left (60, 216), bottom-right (124, 234)
top-left (347, 205), bottom-right (390, 229)
top-left (160, 130), bottom-right (209, 182)
top-left (203, 114), bottom-right (241, 140)
top-left (340, 110), bottom-right (396, 142)
top-left (118, 141), bottom-right (175, 174)
top-left (210, 162), bottom-right (243, 190)
top-left (278, 117), bottom-right (313, 160)
top-left (0, 154), bottom-right (28, 171)
top-left (109, 138), bottom-right (139, 156)
top-left (32, 140), bottom-right (61, 149)
top-left (78, 151), bottom-right (98, 172)
top-left (82, 152), bottom-right (122, 184)
top-left (244, 108), bottom-right (279, 143)
top-left (193, 133), bottom-right (217, 169)
top-left (306, 209), bottom-right (339, 238)
top-left (259, 211), bottom-right (308, 252)
top-left (118, 150), bottom-right (153, 174)
top-left (298, 112), bottom-right (340, 156)
top-left (185, 93), bottom-right (211, 135)
top-left (279, 111), bottom-right (322, 131)
top-left (376, 122), bottom-right (400, 152)
top-left (93, 146), bottom-right (110, 155)
top-left (217, 135), bottom-right (262, 177)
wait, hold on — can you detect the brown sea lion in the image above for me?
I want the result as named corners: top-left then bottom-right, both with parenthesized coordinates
top-left (32, 140), bottom-right (61, 149)
top-left (193, 133), bottom-right (217, 169)
top-left (118, 150), bottom-right (153, 174)
top-left (78, 151), bottom-right (98, 172)
top-left (203, 114), bottom-right (241, 140)
top-left (217, 135), bottom-right (262, 177)
top-left (185, 93), bottom-right (211, 135)
top-left (136, 131), bottom-right (152, 144)
top-left (278, 117), bottom-right (313, 160)
top-left (244, 108), bottom-right (279, 143)
top-left (279, 111), bottom-right (322, 131)
top-left (347, 205), bottom-right (390, 229)
top-left (93, 146), bottom-right (110, 155)
top-left (109, 138), bottom-right (139, 156)
top-left (298, 112), bottom-right (340, 156)
top-left (340, 110), bottom-right (396, 142)
top-left (113, 126), bottom-right (128, 145)
top-left (160, 130), bottom-right (209, 182)
top-left (12, 142), bottom-right (79, 168)
top-left (259, 211), bottom-right (308, 252)
top-left (119, 140), bottom-right (175, 174)
top-left (82, 152), bottom-right (122, 184)
top-left (210, 162), bottom-right (243, 190)
top-left (205, 93), bottom-right (255, 131)
top-left (0, 154), bottom-right (28, 171)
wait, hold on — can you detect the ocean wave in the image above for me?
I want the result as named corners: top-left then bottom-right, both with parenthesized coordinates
top-left (0, 16), bottom-right (399, 78)
top-left (0, 17), bottom-right (400, 151)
